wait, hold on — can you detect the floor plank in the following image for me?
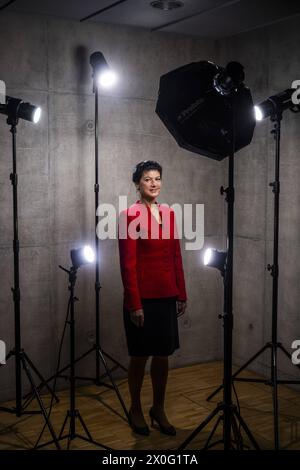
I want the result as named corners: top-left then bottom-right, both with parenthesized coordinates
top-left (0, 361), bottom-right (300, 450)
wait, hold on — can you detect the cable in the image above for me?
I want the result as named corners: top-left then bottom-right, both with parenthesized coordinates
top-left (232, 380), bottom-right (244, 449)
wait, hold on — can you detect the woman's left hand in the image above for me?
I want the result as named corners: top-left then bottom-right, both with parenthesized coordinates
top-left (176, 301), bottom-right (186, 317)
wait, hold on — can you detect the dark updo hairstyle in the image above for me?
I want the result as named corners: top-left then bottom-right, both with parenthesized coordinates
top-left (132, 160), bottom-right (162, 184)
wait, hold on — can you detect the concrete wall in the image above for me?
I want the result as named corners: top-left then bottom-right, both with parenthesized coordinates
top-left (0, 12), bottom-right (224, 401)
top-left (218, 16), bottom-right (300, 381)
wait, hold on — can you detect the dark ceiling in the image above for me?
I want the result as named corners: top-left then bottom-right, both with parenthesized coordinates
top-left (1, 0), bottom-right (300, 38)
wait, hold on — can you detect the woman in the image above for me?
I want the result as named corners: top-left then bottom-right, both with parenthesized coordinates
top-left (118, 160), bottom-right (187, 436)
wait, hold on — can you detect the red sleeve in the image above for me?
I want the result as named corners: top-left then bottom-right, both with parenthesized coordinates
top-left (174, 238), bottom-right (187, 302)
top-left (118, 210), bottom-right (142, 311)
top-left (172, 211), bottom-right (187, 302)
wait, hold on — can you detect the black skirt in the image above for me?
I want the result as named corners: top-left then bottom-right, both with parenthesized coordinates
top-left (123, 297), bottom-right (179, 357)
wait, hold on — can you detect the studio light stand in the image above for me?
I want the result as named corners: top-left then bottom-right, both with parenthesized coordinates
top-left (155, 59), bottom-right (260, 450)
top-left (70, 52), bottom-right (128, 417)
top-left (33, 53), bottom-right (128, 422)
top-left (77, 52), bottom-right (128, 392)
top-left (179, 102), bottom-right (259, 451)
top-left (35, 261), bottom-right (111, 450)
top-left (0, 101), bottom-right (60, 449)
top-left (207, 91), bottom-right (300, 450)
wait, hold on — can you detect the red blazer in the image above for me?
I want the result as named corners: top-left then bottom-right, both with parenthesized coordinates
top-left (118, 200), bottom-right (187, 311)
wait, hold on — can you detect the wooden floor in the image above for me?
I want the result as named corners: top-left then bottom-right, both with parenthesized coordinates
top-left (0, 361), bottom-right (300, 450)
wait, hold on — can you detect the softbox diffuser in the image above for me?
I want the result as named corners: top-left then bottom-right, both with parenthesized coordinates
top-left (156, 60), bottom-right (255, 161)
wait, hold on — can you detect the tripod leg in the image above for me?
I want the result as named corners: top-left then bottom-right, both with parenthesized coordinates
top-left (77, 411), bottom-right (93, 440)
top-left (203, 415), bottom-right (223, 450)
top-left (97, 349), bottom-right (129, 420)
top-left (178, 405), bottom-right (222, 450)
top-left (233, 407), bottom-right (260, 450)
top-left (74, 411), bottom-right (112, 450)
top-left (6, 350), bottom-right (14, 361)
top-left (23, 352), bottom-right (59, 403)
top-left (206, 343), bottom-right (270, 401)
top-left (24, 347), bottom-right (95, 401)
top-left (206, 383), bottom-right (224, 402)
top-left (59, 413), bottom-right (69, 439)
top-left (278, 343), bottom-right (300, 370)
top-left (207, 344), bottom-right (270, 402)
top-left (21, 356), bottom-right (61, 450)
top-left (102, 351), bottom-right (127, 373)
top-left (231, 344), bottom-right (269, 378)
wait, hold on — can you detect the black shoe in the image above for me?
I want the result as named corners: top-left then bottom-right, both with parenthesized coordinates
top-left (128, 409), bottom-right (150, 436)
top-left (149, 407), bottom-right (176, 436)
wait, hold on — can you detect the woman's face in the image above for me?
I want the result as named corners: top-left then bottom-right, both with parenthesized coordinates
top-left (137, 170), bottom-right (162, 201)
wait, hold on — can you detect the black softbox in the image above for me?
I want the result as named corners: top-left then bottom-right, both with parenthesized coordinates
top-left (156, 60), bottom-right (255, 161)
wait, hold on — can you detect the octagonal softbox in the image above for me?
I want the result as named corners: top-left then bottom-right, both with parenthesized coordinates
top-left (156, 61), bottom-right (255, 161)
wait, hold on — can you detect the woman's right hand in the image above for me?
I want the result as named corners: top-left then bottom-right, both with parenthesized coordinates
top-left (130, 309), bottom-right (144, 327)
